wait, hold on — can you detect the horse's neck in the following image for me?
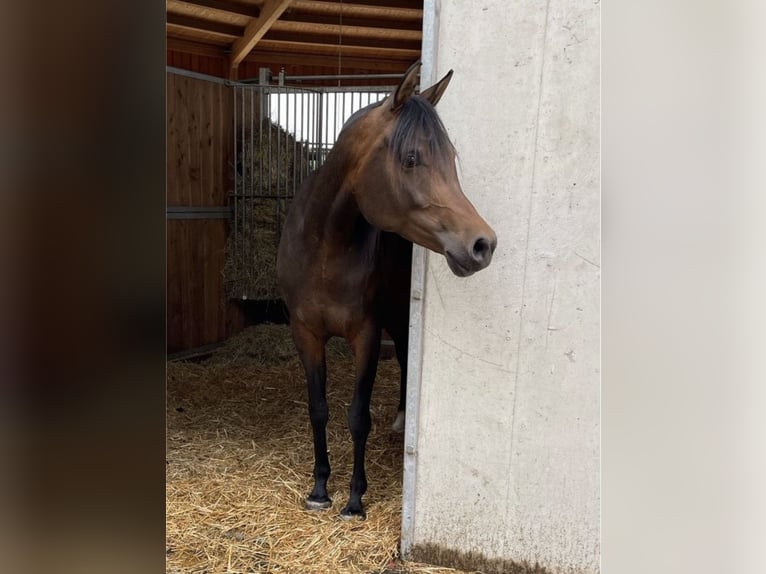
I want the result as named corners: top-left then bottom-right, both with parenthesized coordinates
top-left (305, 154), bottom-right (376, 251)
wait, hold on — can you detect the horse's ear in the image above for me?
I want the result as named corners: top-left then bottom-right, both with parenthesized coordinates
top-left (391, 60), bottom-right (422, 112)
top-left (419, 69), bottom-right (453, 107)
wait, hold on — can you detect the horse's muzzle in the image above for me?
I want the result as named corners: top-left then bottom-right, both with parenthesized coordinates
top-left (444, 233), bottom-right (497, 277)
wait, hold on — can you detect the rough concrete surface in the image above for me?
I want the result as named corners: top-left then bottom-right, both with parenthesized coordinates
top-left (407, 1), bottom-right (600, 572)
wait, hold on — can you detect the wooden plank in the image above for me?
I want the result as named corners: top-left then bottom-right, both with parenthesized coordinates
top-left (167, 12), bottom-right (244, 37)
top-left (168, 38), bottom-right (229, 57)
top-left (190, 76), bottom-right (202, 206)
top-left (173, 75), bottom-right (190, 205)
top-left (281, 11), bottom-right (422, 32)
top-left (167, 22), bottom-right (238, 43)
top-left (167, 74), bottom-right (178, 205)
top-left (206, 220), bottom-right (228, 342)
top-left (230, 0), bottom-right (295, 69)
top-left (167, 70), bottom-right (233, 351)
top-left (289, 0), bottom-right (422, 22)
top-left (269, 19), bottom-right (422, 42)
top-left (167, 221), bottom-right (184, 352)
top-left (167, 0), bottom-right (253, 26)
top-left (178, 221), bottom-right (193, 350)
top-left (252, 38), bottom-right (420, 60)
top-left (200, 219), bottom-right (212, 343)
top-left (174, 0), bottom-right (261, 20)
top-left (175, 75), bottom-right (190, 206)
top-left (191, 220), bottom-right (204, 347)
top-left (264, 28), bottom-right (421, 51)
top-left (199, 79), bottom-right (210, 206)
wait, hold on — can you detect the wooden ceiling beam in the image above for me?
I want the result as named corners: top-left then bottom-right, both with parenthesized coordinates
top-left (280, 11), bottom-right (421, 31)
top-left (264, 31), bottom-right (419, 52)
top-left (167, 22), bottom-right (239, 43)
top-left (167, 0), bottom-right (424, 78)
top-left (166, 13), bottom-right (244, 37)
top-left (269, 19), bottom-right (421, 42)
top-left (171, 0), bottom-right (261, 19)
top-left (229, 0), bottom-right (294, 69)
top-left (288, 1), bottom-right (422, 23)
top-left (167, 0), bottom-right (254, 26)
top-left (254, 38), bottom-right (419, 60)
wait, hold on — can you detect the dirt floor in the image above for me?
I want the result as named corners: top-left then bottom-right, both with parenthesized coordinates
top-left (166, 324), bottom-right (478, 574)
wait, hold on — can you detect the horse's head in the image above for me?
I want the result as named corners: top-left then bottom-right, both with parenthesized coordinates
top-left (339, 61), bottom-right (497, 277)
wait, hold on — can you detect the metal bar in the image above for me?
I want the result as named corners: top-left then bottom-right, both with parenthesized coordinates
top-left (240, 86), bottom-right (246, 290)
top-left (166, 211), bottom-right (232, 220)
top-left (259, 86), bottom-right (264, 195)
top-left (313, 85), bottom-right (396, 93)
top-left (237, 72), bottom-right (403, 83)
top-left (316, 92), bottom-right (324, 168)
top-left (274, 87), bottom-right (287, 241)
top-left (259, 67), bottom-right (270, 86)
top-left (166, 66), bottom-right (228, 85)
top-left (343, 92), bottom-right (349, 131)
top-left (334, 92), bottom-right (340, 146)
top-left (249, 86), bottom-right (255, 281)
top-left (228, 193), bottom-right (295, 199)
top-left (291, 90), bottom-right (297, 203)
top-left (299, 91), bottom-right (305, 182)
top-left (268, 89), bottom-right (273, 206)
top-left (232, 85), bottom-right (238, 292)
top-left (167, 206), bottom-right (232, 214)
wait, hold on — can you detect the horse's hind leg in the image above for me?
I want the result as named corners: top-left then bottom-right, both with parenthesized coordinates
top-left (385, 318), bottom-right (409, 432)
top-left (341, 322), bottom-right (382, 519)
top-left (290, 321), bottom-right (331, 510)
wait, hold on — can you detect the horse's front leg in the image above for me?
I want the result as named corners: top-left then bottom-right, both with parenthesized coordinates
top-left (342, 321), bottom-right (382, 519)
top-left (290, 321), bottom-right (331, 510)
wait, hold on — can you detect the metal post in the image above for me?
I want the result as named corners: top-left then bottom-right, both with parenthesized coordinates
top-left (232, 84), bottom-right (238, 297)
top-left (240, 85), bottom-right (247, 297)
top-left (316, 92), bottom-right (324, 168)
top-left (275, 88), bottom-right (282, 241)
top-left (401, 0), bottom-right (438, 557)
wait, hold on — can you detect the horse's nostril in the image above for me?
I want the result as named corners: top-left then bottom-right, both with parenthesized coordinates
top-left (472, 237), bottom-right (491, 261)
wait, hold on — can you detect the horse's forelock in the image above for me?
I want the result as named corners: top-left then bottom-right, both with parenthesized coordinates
top-left (390, 96), bottom-right (455, 168)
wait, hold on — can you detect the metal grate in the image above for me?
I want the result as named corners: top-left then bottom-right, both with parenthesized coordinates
top-left (226, 82), bottom-right (392, 301)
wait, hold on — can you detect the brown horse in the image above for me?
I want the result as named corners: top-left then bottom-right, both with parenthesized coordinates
top-left (276, 61), bottom-right (497, 519)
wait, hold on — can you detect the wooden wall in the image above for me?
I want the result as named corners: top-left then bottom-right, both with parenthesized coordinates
top-left (167, 71), bottom-right (242, 353)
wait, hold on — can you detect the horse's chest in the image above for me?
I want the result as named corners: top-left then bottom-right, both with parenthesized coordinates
top-left (318, 253), bottom-right (380, 307)
top-left (289, 251), bottom-right (380, 334)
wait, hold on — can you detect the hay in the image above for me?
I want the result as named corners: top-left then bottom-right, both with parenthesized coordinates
top-left (225, 119), bottom-right (314, 301)
top-left (167, 324), bottom-right (477, 574)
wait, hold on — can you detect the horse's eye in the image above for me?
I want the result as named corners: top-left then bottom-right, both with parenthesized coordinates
top-left (403, 151), bottom-right (418, 168)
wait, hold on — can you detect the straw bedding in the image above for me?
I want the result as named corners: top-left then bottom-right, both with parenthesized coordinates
top-left (166, 324), bottom-right (477, 574)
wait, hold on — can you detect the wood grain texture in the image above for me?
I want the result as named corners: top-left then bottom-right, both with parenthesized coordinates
top-left (167, 72), bottom-right (235, 352)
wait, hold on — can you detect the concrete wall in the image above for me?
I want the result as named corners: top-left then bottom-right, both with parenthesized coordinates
top-left (403, 1), bottom-right (599, 572)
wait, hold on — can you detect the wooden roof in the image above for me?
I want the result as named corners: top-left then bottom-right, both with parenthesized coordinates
top-left (166, 0), bottom-right (423, 79)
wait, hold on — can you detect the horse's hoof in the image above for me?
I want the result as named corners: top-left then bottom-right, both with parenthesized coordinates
top-left (391, 411), bottom-right (405, 433)
top-left (340, 505), bottom-right (366, 520)
top-left (305, 497), bottom-right (332, 511)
